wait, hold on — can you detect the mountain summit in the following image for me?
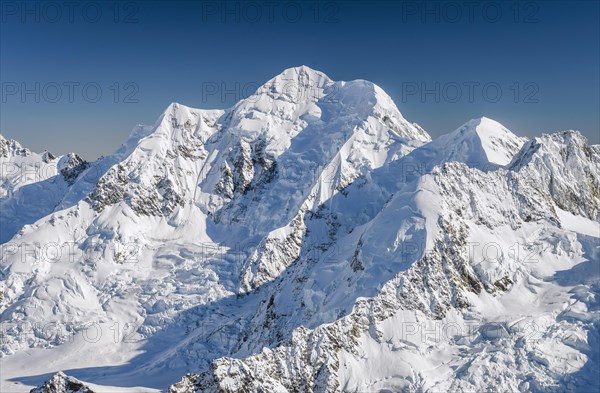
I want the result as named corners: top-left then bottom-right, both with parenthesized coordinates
top-left (441, 116), bottom-right (526, 166)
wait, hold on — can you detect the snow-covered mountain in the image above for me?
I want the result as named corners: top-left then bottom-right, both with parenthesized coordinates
top-left (0, 66), bottom-right (598, 393)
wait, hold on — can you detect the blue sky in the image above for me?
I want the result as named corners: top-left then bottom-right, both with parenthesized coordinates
top-left (1, 0), bottom-right (598, 159)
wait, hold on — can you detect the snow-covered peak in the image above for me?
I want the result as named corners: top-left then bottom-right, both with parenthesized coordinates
top-left (232, 65), bottom-right (332, 120)
top-left (0, 134), bottom-right (30, 158)
top-left (0, 136), bottom-right (76, 243)
top-left (468, 117), bottom-right (525, 164)
top-left (436, 116), bottom-right (526, 166)
top-left (509, 130), bottom-right (600, 220)
top-left (510, 129), bottom-right (595, 169)
top-left (227, 66), bottom-right (430, 146)
top-left (396, 117), bottom-right (525, 176)
top-left (385, 117), bottom-right (526, 188)
top-left (261, 65), bottom-right (332, 93)
top-left (0, 134), bottom-right (59, 163)
top-left (150, 102), bottom-right (223, 147)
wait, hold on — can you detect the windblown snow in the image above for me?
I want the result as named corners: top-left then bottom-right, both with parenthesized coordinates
top-left (0, 66), bottom-right (598, 393)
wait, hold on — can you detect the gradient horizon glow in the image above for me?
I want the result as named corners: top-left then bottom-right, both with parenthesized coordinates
top-left (1, 0), bottom-right (598, 160)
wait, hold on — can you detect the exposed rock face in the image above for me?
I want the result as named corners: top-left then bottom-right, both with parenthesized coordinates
top-left (29, 372), bottom-right (94, 393)
top-left (59, 153), bottom-right (89, 185)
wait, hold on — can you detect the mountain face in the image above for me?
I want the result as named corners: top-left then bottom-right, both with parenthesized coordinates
top-left (0, 67), bottom-right (598, 393)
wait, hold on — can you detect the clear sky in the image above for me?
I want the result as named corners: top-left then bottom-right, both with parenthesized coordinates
top-left (1, 0), bottom-right (599, 160)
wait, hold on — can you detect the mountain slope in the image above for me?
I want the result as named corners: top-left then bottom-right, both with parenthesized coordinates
top-left (1, 66), bottom-right (433, 391)
top-left (170, 130), bottom-right (599, 393)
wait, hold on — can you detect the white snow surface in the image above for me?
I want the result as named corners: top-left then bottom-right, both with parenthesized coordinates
top-left (0, 66), bottom-right (598, 393)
